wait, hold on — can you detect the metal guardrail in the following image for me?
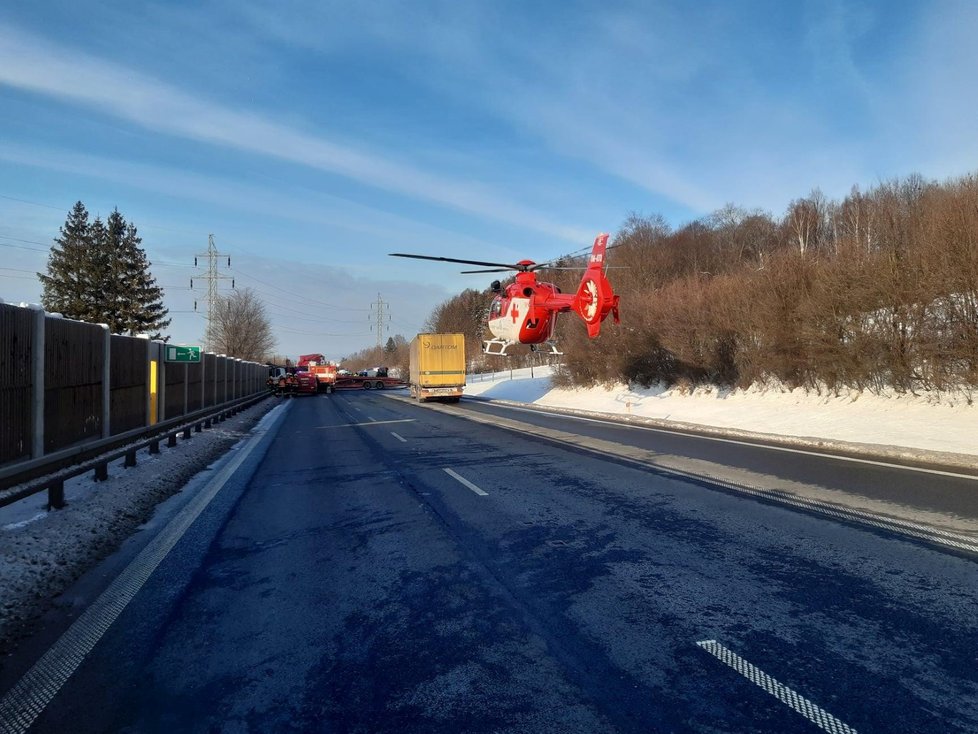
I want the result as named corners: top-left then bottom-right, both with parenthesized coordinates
top-left (0, 393), bottom-right (270, 511)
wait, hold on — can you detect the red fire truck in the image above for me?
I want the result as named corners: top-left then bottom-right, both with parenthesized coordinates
top-left (297, 353), bottom-right (338, 393)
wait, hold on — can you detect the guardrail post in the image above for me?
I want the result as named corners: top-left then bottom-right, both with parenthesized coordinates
top-left (48, 480), bottom-right (65, 510)
top-left (168, 433), bottom-right (178, 448)
top-left (183, 426), bottom-right (192, 440)
top-left (94, 462), bottom-right (108, 481)
top-left (30, 304), bottom-right (45, 459)
top-left (149, 439), bottom-right (161, 454)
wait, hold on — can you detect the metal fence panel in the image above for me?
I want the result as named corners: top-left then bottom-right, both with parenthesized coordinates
top-left (110, 335), bottom-right (147, 435)
top-left (164, 361), bottom-right (186, 418)
top-left (0, 304), bottom-right (33, 465)
top-left (186, 360), bottom-right (203, 412)
top-left (44, 318), bottom-right (104, 453)
top-left (204, 353), bottom-right (217, 407)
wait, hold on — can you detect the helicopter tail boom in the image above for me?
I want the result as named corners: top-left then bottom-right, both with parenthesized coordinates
top-left (571, 233), bottom-right (620, 337)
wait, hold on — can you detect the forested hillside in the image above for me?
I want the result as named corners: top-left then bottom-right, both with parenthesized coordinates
top-left (424, 173), bottom-right (978, 393)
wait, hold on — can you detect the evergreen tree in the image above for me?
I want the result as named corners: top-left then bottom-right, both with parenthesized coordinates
top-left (38, 201), bottom-right (101, 321)
top-left (101, 209), bottom-right (170, 338)
top-left (39, 203), bottom-right (170, 338)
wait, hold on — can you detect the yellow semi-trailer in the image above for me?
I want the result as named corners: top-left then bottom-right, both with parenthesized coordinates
top-left (409, 333), bottom-right (466, 402)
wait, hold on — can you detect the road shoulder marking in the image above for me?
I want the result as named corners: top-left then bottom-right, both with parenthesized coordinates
top-left (697, 639), bottom-right (857, 734)
top-left (0, 403), bottom-right (290, 734)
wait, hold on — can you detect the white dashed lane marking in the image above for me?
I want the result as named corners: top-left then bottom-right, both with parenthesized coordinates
top-left (443, 468), bottom-right (488, 496)
top-left (391, 432), bottom-right (407, 443)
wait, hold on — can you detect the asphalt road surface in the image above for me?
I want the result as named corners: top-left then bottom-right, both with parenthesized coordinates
top-left (2, 391), bottom-right (976, 733)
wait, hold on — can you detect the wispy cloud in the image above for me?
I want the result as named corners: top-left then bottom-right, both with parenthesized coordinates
top-left (0, 143), bottom-right (510, 262)
top-left (249, 0), bottom-right (957, 217)
top-left (0, 25), bottom-right (591, 244)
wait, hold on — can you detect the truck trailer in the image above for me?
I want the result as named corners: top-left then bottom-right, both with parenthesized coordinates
top-left (333, 369), bottom-right (404, 390)
top-left (409, 333), bottom-right (466, 402)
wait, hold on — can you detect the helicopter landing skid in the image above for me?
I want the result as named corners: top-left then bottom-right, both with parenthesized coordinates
top-left (482, 339), bottom-right (563, 356)
top-left (482, 339), bottom-right (514, 356)
top-left (530, 342), bottom-right (563, 355)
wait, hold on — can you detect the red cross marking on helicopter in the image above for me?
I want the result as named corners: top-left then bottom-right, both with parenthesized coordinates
top-left (511, 304), bottom-right (519, 323)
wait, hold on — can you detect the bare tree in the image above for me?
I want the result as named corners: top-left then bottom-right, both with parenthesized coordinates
top-left (786, 189), bottom-right (829, 256)
top-left (205, 287), bottom-right (276, 361)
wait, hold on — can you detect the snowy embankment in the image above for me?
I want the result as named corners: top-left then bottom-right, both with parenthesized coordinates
top-left (2, 370), bottom-right (977, 654)
top-left (467, 366), bottom-right (978, 467)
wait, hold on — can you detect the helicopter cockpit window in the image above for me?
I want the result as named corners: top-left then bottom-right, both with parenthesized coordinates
top-left (489, 297), bottom-right (503, 318)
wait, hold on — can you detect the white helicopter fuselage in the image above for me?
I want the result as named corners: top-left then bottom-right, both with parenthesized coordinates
top-left (485, 295), bottom-right (558, 349)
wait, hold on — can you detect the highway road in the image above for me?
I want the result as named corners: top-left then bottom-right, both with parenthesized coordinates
top-left (1, 390), bottom-right (976, 733)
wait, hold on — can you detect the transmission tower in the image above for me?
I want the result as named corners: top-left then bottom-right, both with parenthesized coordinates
top-left (369, 293), bottom-right (391, 350)
top-left (190, 234), bottom-right (234, 349)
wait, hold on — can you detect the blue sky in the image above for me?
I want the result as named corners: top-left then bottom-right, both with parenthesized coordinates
top-left (1, 0), bottom-right (976, 360)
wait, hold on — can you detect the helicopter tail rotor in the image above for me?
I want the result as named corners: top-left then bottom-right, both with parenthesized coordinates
top-left (571, 233), bottom-right (621, 337)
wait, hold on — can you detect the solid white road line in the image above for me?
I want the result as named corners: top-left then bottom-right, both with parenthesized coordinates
top-left (494, 403), bottom-right (978, 481)
top-left (391, 432), bottom-right (407, 443)
top-left (696, 640), bottom-right (857, 734)
top-left (443, 468), bottom-right (488, 496)
top-left (0, 403), bottom-right (289, 734)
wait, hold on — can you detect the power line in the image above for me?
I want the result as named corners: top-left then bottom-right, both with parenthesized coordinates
top-left (272, 324), bottom-right (371, 337)
top-left (0, 235), bottom-right (50, 250)
top-left (0, 193), bottom-right (66, 211)
top-left (0, 192), bottom-right (206, 237)
top-left (232, 269), bottom-right (369, 312)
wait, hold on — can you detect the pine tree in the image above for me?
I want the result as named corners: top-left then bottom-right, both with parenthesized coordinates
top-left (100, 209), bottom-right (171, 338)
top-left (39, 203), bottom-right (170, 338)
top-left (124, 221), bottom-right (171, 338)
top-left (38, 201), bottom-right (101, 321)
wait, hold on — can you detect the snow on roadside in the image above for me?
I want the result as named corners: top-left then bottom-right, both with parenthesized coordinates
top-left (466, 366), bottom-right (978, 463)
top-left (0, 399), bottom-right (278, 655)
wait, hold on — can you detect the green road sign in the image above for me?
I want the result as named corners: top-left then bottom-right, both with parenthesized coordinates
top-left (165, 345), bottom-right (202, 363)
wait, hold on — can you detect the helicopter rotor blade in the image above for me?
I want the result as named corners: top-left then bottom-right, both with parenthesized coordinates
top-left (459, 268), bottom-right (520, 274)
top-left (389, 253), bottom-right (520, 270)
top-left (534, 265), bottom-right (629, 273)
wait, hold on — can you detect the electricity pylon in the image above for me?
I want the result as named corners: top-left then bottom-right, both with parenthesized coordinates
top-left (191, 234), bottom-right (234, 349)
top-left (369, 293), bottom-right (391, 350)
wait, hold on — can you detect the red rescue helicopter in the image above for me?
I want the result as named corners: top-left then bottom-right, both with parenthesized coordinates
top-left (390, 233), bottom-right (620, 355)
